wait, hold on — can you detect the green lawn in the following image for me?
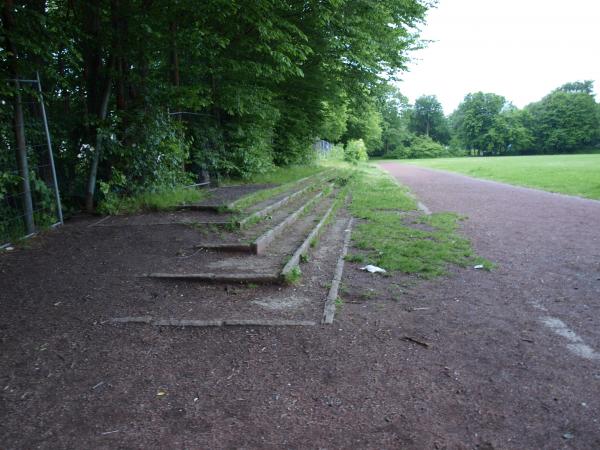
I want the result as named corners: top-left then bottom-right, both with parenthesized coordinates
top-left (396, 154), bottom-right (600, 200)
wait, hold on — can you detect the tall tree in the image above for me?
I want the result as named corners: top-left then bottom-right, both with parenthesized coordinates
top-left (450, 92), bottom-right (508, 155)
top-left (409, 95), bottom-right (449, 143)
top-left (525, 82), bottom-right (600, 153)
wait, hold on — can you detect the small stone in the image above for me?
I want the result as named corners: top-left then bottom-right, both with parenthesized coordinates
top-left (562, 432), bottom-right (574, 440)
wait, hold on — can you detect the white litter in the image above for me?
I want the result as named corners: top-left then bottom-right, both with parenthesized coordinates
top-left (361, 265), bottom-right (387, 274)
top-left (4, 246), bottom-right (14, 251)
top-left (473, 264), bottom-right (484, 269)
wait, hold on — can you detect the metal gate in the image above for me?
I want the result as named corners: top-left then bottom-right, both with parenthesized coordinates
top-left (1, 73), bottom-right (63, 247)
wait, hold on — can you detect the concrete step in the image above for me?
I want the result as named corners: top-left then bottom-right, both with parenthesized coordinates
top-left (148, 190), bottom-right (342, 284)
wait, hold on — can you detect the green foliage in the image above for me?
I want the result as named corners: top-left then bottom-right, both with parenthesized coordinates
top-left (228, 166), bottom-right (325, 211)
top-left (345, 253), bottom-right (366, 263)
top-left (450, 92), bottom-right (510, 155)
top-left (344, 139), bottom-right (369, 163)
top-left (0, 0), bottom-right (430, 216)
top-left (409, 95), bottom-right (450, 144)
top-left (349, 164), bottom-right (490, 277)
top-left (345, 101), bottom-right (383, 152)
top-left (283, 266), bottom-right (302, 285)
top-left (403, 154), bottom-right (600, 200)
top-left (97, 186), bottom-right (205, 215)
top-left (383, 135), bottom-right (454, 159)
top-left (319, 144), bottom-right (345, 162)
top-left (349, 165), bottom-right (416, 218)
top-left (319, 99), bottom-right (349, 143)
top-left (407, 135), bottom-right (447, 158)
top-left (524, 83), bottom-right (600, 153)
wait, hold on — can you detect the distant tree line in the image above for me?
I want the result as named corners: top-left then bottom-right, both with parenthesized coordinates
top-left (371, 80), bottom-right (600, 158)
top-left (0, 0), bottom-right (429, 211)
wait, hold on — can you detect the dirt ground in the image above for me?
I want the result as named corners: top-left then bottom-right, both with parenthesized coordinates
top-left (1, 163), bottom-right (600, 449)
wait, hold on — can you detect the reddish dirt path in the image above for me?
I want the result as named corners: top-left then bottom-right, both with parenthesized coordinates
top-left (1, 164), bottom-right (600, 449)
top-left (378, 162), bottom-right (600, 446)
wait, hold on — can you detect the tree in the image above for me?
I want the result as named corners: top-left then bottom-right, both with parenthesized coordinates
top-left (344, 100), bottom-right (383, 153)
top-left (450, 92), bottom-right (509, 155)
top-left (0, 0), bottom-right (431, 212)
top-left (557, 80), bottom-right (595, 95)
top-left (409, 95), bottom-right (450, 144)
top-left (525, 82), bottom-right (600, 153)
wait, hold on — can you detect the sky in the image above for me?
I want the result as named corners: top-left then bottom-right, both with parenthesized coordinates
top-left (398, 0), bottom-right (600, 115)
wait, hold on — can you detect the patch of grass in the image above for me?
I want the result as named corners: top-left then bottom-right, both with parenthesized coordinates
top-left (361, 289), bottom-right (376, 300)
top-left (99, 186), bottom-right (206, 215)
top-left (401, 154), bottom-right (600, 200)
top-left (283, 266), bottom-right (302, 285)
top-left (225, 165), bottom-right (331, 212)
top-left (231, 170), bottom-right (328, 212)
top-left (349, 164), bottom-right (492, 278)
top-left (227, 165), bottom-right (327, 186)
top-left (335, 297), bottom-right (344, 311)
top-left (300, 253), bottom-right (309, 263)
top-left (344, 253), bottom-right (366, 263)
top-left (348, 165), bottom-right (417, 219)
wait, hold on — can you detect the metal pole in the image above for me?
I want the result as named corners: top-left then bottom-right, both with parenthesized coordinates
top-left (36, 72), bottom-right (63, 224)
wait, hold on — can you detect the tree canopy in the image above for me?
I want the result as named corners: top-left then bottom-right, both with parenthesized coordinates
top-left (0, 0), bottom-right (430, 211)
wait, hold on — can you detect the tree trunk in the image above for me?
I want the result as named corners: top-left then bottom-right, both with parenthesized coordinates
top-left (2, 0), bottom-right (35, 234)
top-left (85, 72), bottom-right (112, 212)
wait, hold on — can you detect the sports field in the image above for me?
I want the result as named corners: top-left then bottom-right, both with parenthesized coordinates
top-left (399, 154), bottom-right (600, 200)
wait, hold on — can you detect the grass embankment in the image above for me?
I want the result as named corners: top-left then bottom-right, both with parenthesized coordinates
top-left (347, 164), bottom-right (491, 277)
top-left (401, 154), bottom-right (600, 200)
top-left (230, 165), bottom-right (327, 211)
top-left (98, 187), bottom-right (206, 215)
top-left (100, 165), bottom-right (325, 215)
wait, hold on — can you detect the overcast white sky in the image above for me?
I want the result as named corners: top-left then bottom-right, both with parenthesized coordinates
top-left (398, 0), bottom-right (600, 115)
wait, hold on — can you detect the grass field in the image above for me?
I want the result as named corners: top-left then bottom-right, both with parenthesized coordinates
top-left (397, 154), bottom-right (600, 200)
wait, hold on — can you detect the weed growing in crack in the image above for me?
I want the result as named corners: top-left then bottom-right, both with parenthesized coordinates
top-left (283, 266), bottom-right (302, 285)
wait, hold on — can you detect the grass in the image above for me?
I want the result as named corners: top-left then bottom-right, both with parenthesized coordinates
top-left (283, 266), bottom-right (302, 285)
top-left (398, 154), bottom-right (600, 200)
top-left (99, 186), bottom-right (206, 215)
top-left (226, 165), bottom-right (328, 186)
top-left (348, 163), bottom-right (491, 278)
top-left (230, 167), bottom-right (328, 212)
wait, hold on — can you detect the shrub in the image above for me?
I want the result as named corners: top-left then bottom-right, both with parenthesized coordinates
top-left (344, 139), bottom-right (369, 163)
top-left (408, 135), bottom-right (447, 158)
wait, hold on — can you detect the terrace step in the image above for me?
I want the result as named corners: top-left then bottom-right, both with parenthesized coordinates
top-left (180, 184), bottom-right (276, 212)
top-left (91, 169), bottom-right (336, 228)
top-left (193, 186), bottom-right (331, 254)
top-left (148, 190), bottom-right (341, 284)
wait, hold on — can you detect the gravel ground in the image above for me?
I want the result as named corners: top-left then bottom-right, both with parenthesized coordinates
top-left (1, 164), bottom-right (599, 449)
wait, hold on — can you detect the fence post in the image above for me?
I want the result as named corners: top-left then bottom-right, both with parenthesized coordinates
top-left (36, 72), bottom-right (63, 224)
top-left (13, 78), bottom-right (35, 234)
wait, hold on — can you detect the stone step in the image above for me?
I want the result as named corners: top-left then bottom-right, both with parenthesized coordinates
top-left (148, 190), bottom-right (341, 284)
top-left (193, 186), bottom-right (331, 254)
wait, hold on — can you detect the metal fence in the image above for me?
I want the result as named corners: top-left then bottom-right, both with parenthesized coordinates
top-left (1, 74), bottom-right (63, 247)
top-left (314, 139), bottom-right (333, 157)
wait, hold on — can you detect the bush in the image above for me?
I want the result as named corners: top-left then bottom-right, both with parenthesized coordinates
top-left (344, 139), bottom-right (369, 163)
top-left (408, 135), bottom-right (447, 158)
top-left (382, 135), bottom-right (459, 159)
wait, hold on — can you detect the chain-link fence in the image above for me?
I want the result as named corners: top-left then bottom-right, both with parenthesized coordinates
top-left (1, 74), bottom-right (62, 247)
